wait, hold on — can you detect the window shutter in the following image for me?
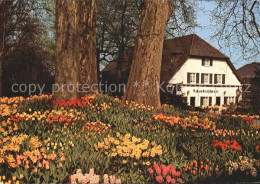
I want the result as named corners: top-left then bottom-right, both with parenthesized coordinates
top-left (202, 58), bottom-right (205, 66)
top-left (200, 97), bottom-right (203, 106)
top-left (210, 74), bottom-right (213, 84)
top-left (214, 74), bottom-right (217, 84)
top-left (201, 73), bottom-right (204, 84)
top-left (196, 73), bottom-right (199, 84)
top-left (209, 97), bottom-right (212, 106)
top-left (187, 73), bottom-right (190, 83)
top-left (222, 74), bottom-right (225, 84)
top-left (224, 97), bottom-right (227, 104)
top-left (210, 59), bottom-right (213, 66)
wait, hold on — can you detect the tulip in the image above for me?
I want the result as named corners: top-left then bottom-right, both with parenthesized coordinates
top-left (166, 175), bottom-right (172, 183)
top-left (170, 179), bottom-right (176, 184)
top-left (25, 163), bottom-right (29, 169)
top-left (38, 162), bottom-right (42, 168)
top-left (148, 168), bottom-right (154, 175)
top-left (156, 176), bottom-right (163, 183)
top-left (33, 167), bottom-right (38, 173)
top-left (45, 164), bottom-right (50, 170)
top-left (16, 158), bottom-right (21, 166)
top-left (174, 171), bottom-right (181, 177)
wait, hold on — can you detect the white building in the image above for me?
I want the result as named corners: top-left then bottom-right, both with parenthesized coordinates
top-left (161, 34), bottom-right (242, 107)
top-left (102, 34), bottom-right (243, 107)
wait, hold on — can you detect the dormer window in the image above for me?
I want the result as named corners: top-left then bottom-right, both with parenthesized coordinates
top-left (205, 59), bottom-right (210, 66)
top-left (202, 58), bottom-right (213, 66)
top-left (171, 54), bottom-right (176, 63)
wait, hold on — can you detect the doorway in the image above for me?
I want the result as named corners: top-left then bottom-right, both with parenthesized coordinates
top-left (190, 97), bottom-right (195, 106)
top-left (216, 97), bottom-right (221, 106)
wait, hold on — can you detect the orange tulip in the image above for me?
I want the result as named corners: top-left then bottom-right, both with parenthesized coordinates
top-left (205, 165), bottom-right (208, 171)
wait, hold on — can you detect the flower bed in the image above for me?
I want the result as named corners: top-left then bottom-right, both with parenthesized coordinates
top-left (0, 94), bottom-right (259, 183)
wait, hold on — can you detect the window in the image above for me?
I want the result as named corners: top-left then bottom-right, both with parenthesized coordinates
top-left (171, 54), bottom-right (176, 63)
top-left (203, 74), bottom-right (209, 84)
top-left (202, 73), bottom-right (213, 84)
top-left (202, 58), bottom-right (213, 66)
top-left (204, 59), bottom-right (210, 66)
top-left (190, 73), bottom-right (196, 83)
top-left (202, 97), bottom-right (209, 106)
top-left (224, 97), bottom-right (235, 104)
top-left (213, 74), bottom-right (222, 84)
top-left (200, 97), bottom-right (212, 106)
top-left (187, 73), bottom-right (199, 84)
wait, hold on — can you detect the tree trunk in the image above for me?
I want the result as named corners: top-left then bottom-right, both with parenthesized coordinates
top-left (116, 0), bottom-right (127, 87)
top-left (54, 0), bottom-right (80, 99)
top-left (123, 0), bottom-right (173, 107)
top-left (0, 0), bottom-right (7, 97)
top-left (79, 0), bottom-right (98, 94)
top-left (0, 59), bottom-right (2, 96)
top-left (55, 0), bottom-right (98, 99)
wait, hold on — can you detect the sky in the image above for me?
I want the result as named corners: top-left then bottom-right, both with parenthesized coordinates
top-left (193, 0), bottom-right (260, 69)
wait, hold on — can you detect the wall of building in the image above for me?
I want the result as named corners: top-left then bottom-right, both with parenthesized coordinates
top-left (168, 57), bottom-right (242, 106)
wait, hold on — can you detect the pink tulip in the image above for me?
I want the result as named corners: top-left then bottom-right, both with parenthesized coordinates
top-left (174, 171), bottom-right (181, 177)
top-left (162, 169), bottom-right (168, 176)
top-left (170, 179), bottom-right (176, 184)
top-left (156, 175), bottom-right (163, 183)
top-left (155, 167), bottom-right (161, 175)
top-left (153, 163), bottom-right (160, 170)
top-left (166, 175), bottom-right (172, 183)
top-left (148, 168), bottom-right (154, 175)
top-left (170, 168), bottom-right (176, 176)
top-left (177, 178), bottom-right (183, 182)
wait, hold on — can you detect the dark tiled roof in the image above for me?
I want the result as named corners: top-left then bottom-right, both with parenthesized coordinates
top-left (163, 34), bottom-right (229, 59)
top-left (237, 62), bottom-right (260, 78)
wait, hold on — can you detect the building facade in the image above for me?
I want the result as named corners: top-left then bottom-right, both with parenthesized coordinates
top-left (168, 57), bottom-right (241, 106)
top-left (102, 34), bottom-right (243, 107)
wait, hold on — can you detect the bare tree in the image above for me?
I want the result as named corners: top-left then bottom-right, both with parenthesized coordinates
top-left (212, 0), bottom-right (260, 63)
top-left (0, 0), bottom-right (53, 96)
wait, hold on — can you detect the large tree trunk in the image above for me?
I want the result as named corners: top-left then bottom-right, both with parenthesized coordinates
top-left (79, 0), bottom-right (98, 94)
top-left (55, 0), bottom-right (80, 99)
top-left (55, 0), bottom-right (98, 99)
top-left (123, 0), bottom-right (173, 107)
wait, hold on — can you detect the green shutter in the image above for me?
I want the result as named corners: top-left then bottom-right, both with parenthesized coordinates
top-left (196, 73), bottom-right (199, 84)
top-left (200, 97), bottom-right (203, 106)
top-left (214, 74), bottom-right (217, 84)
top-left (209, 97), bottom-right (212, 105)
top-left (210, 74), bottom-right (213, 84)
top-left (187, 73), bottom-right (190, 83)
top-left (222, 74), bottom-right (225, 84)
top-left (201, 73), bottom-right (204, 84)
top-left (202, 58), bottom-right (205, 66)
